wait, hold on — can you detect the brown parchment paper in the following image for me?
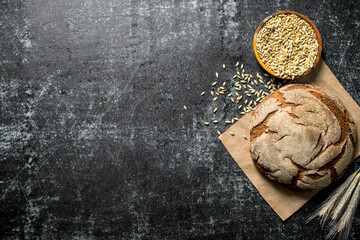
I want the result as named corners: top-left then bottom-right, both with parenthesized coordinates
top-left (219, 58), bottom-right (360, 221)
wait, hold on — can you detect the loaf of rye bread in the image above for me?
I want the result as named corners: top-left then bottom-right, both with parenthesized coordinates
top-left (249, 84), bottom-right (356, 190)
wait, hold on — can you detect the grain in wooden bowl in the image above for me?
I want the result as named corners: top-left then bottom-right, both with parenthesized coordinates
top-left (253, 11), bottom-right (322, 80)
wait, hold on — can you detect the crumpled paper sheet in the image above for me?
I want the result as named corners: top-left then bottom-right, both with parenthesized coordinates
top-left (219, 58), bottom-right (360, 221)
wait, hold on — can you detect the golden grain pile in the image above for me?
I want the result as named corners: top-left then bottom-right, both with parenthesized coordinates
top-left (256, 14), bottom-right (319, 79)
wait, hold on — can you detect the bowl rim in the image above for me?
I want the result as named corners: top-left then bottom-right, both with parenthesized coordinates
top-left (253, 11), bottom-right (322, 80)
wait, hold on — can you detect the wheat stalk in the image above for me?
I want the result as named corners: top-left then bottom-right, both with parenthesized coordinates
top-left (307, 169), bottom-right (360, 239)
top-left (329, 173), bottom-right (360, 222)
top-left (327, 179), bottom-right (360, 239)
top-left (306, 170), bottom-right (359, 226)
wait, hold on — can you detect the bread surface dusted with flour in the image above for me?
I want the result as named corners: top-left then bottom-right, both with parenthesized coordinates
top-left (250, 84), bottom-right (356, 190)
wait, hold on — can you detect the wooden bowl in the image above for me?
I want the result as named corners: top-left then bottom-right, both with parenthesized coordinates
top-left (253, 11), bottom-right (322, 80)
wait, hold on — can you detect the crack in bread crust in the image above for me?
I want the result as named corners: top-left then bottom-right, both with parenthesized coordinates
top-left (287, 112), bottom-right (299, 119)
top-left (250, 110), bottom-right (277, 141)
top-left (308, 133), bottom-right (323, 163)
top-left (318, 139), bottom-right (347, 181)
top-left (249, 84), bottom-right (356, 191)
top-left (307, 90), bottom-right (350, 146)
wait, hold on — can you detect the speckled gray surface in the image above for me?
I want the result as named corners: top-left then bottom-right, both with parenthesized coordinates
top-left (1, 0), bottom-right (360, 239)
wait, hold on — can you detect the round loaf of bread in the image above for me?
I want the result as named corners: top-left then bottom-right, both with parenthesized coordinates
top-left (250, 84), bottom-right (356, 190)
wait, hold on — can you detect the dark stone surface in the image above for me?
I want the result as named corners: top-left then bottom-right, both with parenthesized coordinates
top-left (1, 0), bottom-right (360, 239)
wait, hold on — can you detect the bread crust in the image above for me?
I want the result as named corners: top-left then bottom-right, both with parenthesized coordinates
top-left (249, 84), bottom-right (356, 190)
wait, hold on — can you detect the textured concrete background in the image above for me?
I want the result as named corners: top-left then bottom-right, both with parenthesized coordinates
top-left (1, 0), bottom-right (360, 239)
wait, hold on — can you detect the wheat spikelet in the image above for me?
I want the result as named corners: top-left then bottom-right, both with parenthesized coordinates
top-left (326, 173), bottom-right (360, 239)
top-left (306, 170), bottom-right (358, 227)
top-left (307, 169), bottom-right (360, 240)
top-left (329, 173), bottom-right (360, 222)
